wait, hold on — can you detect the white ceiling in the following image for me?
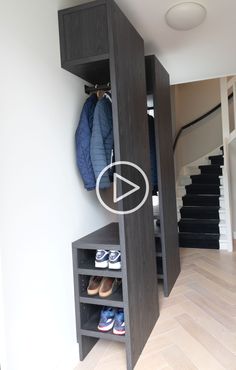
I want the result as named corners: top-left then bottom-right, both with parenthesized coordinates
top-left (114, 0), bottom-right (236, 84)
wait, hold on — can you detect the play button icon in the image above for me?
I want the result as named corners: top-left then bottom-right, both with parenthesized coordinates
top-left (96, 161), bottom-right (149, 215)
top-left (113, 173), bottom-right (141, 203)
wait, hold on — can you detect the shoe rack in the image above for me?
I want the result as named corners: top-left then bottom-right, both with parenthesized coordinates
top-left (58, 1), bottom-right (159, 369)
top-left (72, 223), bottom-right (125, 346)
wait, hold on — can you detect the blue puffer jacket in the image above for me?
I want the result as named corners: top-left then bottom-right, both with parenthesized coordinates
top-left (90, 95), bottom-right (113, 189)
top-left (75, 94), bottom-right (97, 190)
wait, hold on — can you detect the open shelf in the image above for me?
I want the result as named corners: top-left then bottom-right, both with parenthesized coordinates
top-left (81, 313), bottom-right (126, 343)
top-left (80, 286), bottom-right (123, 308)
top-left (73, 223), bottom-right (120, 250)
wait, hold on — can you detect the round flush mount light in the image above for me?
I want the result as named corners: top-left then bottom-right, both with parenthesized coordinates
top-left (165, 2), bottom-right (207, 31)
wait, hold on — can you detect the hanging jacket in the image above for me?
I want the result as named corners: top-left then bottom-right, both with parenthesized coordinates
top-left (90, 95), bottom-right (113, 189)
top-left (75, 94), bottom-right (97, 191)
top-left (148, 115), bottom-right (158, 194)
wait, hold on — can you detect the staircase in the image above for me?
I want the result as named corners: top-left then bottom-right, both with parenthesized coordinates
top-left (177, 147), bottom-right (225, 249)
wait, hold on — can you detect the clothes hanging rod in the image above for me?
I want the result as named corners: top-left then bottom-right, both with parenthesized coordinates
top-left (84, 83), bottom-right (111, 95)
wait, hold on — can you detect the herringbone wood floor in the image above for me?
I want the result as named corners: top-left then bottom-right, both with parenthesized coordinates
top-left (75, 248), bottom-right (236, 370)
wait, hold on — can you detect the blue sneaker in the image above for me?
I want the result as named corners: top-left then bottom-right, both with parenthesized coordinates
top-left (113, 309), bottom-right (125, 335)
top-left (95, 249), bottom-right (109, 268)
top-left (109, 250), bottom-right (121, 270)
top-left (98, 307), bottom-right (116, 332)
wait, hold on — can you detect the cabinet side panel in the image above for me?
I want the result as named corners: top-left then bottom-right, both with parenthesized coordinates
top-left (149, 56), bottom-right (181, 296)
top-left (108, 4), bottom-right (159, 369)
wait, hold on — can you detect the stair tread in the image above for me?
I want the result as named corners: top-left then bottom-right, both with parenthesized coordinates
top-left (183, 194), bottom-right (220, 198)
top-left (209, 155), bottom-right (224, 159)
top-left (199, 164), bottom-right (222, 168)
top-left (191, 174), bottom-right (220, 178)
top-left (181, 206), bottom-right (220, 210)
top-left (179, 232), bottom-right (220, 240)
top-left (179, 219), bottom-right (220, 224)
top-left (199, 164), bottom-right (222, 175)
top-left (185, 183), bottom-right (220, 195)
top-left (186, 184), bottom-right (219, 188)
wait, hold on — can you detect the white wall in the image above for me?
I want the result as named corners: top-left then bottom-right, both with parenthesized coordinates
top-left (173, 79), bottom-right (223, 177)
top-left (0, 1), bottom-right (114, 369)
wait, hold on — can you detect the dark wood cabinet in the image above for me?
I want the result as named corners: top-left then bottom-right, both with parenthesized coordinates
top-left (146, 55), bottom-right (181, 296)
top-left (58, 1), bottom-right (159, 369)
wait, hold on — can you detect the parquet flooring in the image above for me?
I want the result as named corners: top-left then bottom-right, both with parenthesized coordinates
top-left (74, 248), bottom-right (236, 370)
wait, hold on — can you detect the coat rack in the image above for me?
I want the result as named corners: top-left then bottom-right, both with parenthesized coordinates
top-left (84, 83), bottom-right (111, 95)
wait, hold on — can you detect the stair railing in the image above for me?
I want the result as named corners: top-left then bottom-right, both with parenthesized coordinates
top-left (173, 93), bottom-right (233, 152)
top-left (220, 77), bottom-right (236, 252)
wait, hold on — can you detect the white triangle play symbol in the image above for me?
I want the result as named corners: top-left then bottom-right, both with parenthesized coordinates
top-left (113, 173), bottom-right (141, 203)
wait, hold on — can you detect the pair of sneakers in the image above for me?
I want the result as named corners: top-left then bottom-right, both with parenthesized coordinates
top-left (95, 249), bottom-right (121, 270)
top-left (98, 307), bottom-right (125, 335)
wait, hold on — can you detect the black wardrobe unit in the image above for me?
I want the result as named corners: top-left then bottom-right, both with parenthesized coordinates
top-left (145, 55), bottom-right (181, 297)
top-left (58, 1), bottom-right (159, 370)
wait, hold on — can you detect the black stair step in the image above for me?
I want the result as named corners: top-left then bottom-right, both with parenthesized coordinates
top-left (180, 206), bottom-right (219, 219)
top-left (191, 174), bottom-right (220, 185)
top-left (178, 219), bottom-right (220, 233)
top-left (199, 165), bottom-right (222, 175)
top-left (209, 155), bottom-right (224, 165)
top-left (182, 194), bottom-right (220, 206)
top-left (179, 232), bottom-right (220, 249)
top-left (185, 184), bottom-right (220, 195)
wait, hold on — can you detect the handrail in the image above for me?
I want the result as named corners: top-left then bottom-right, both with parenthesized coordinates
top-left (173, 92), bottom-right (233, 151)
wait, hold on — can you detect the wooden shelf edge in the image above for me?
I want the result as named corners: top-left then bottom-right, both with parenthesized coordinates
top-left (77, 268), bottom-right (122, 278)
top-left (62, 53), bottom-right (109, 68)
top-left (73, 243), bottom-right (121, 251)
top-left (80, 296), bottom-right (124, 308)
top-left (80, 329), bottom-right (126, 343)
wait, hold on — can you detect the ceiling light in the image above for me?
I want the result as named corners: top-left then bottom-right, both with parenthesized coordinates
top-left (165, 2), bottom-right (207, 31)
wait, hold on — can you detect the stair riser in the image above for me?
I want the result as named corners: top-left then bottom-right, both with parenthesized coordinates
top-left (200, 167), bottom-right (222, 175)
top-left (183, 197), bottom-right (220, 207)
top-left (179, 239), bottom-right (219, 249)
top-left (179, 224), bottom-right (219, 233)
top-left (210, 158), bottom-right (224, 165)
top-left (191, 176), bottom-right (220, 185)
top-left (180, 209), bottom-right (219, 219)
top-left (186, 185), bottom-right (220, 195)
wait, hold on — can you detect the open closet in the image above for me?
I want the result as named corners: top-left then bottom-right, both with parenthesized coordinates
top-left (58, 1), bottom-right (180, 369)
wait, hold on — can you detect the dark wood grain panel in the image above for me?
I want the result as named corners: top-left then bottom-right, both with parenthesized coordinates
top-left (108, 4), bottom-right (159, 369)
top-left (58, 2), bottom-right (109, 64)
top-left (62, 57), bottom-right (110, 84)
top-left (72, 222), bottom-right (120, 250)
top-left (146, 55), bottom-right (181, 297)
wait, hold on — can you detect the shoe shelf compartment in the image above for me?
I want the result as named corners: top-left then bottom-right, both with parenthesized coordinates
top-left (72, 223), bottom-right (120, 250)
top-left (72, 222), bottom-right (125, 347)
top-left (75, 241), bottom-right (122, 278)
top-left (78, 274), bottom-right (123, 308)
top-left (80, 304), bottom-right (125, 343)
